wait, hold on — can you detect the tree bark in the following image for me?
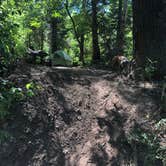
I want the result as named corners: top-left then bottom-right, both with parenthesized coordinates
top-left (116, 0), bottom-right (123, 54)
top-left (28, 34), bottom-right (31, 48)
top-left (79, 34), bottom-right (85, 64)
top-left (92, 0), bottom-right (100, 62)
top-left (116, 0), bottom-right (128, 55)
top-left (50, 17), bottom-right (58, 53)
top-left (40, 30), bottom-right (44, 50)
top-left (133, 0), bottom-right (166, 78)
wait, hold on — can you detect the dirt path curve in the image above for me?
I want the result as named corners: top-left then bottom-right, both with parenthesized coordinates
top-left (0, 66), bottom-right (160, 166)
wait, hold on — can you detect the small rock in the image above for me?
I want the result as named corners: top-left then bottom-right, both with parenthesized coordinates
top-left (24, 127), bottom-right (31, 134)
top-left (77, 116), bottom-right (82, 120)
top-left (63, 149), bottom-right (69, 154)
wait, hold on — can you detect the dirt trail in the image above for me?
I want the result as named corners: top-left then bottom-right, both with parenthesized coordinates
top-left (0, 65), bottom-right (162, 166)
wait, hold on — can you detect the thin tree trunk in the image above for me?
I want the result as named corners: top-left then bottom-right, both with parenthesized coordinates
top-left (116, 0), bottom-right (128, 55)
top-left (79, 34), bottom-right (85, 64)
top-left (40, 30), bottom-right (44, 50)
top-left (92, 0), bottom-right (100, 62)
top-left (28, 34), bottom-right (31, 48)
top-left (65, 0), bottom-right (85, 64)
top-left (50, 17), bottom-right (58, 53)
top-left (116, 0), bottom-right (123, 54)
top-left (123, 0), bottom-right (128, 21)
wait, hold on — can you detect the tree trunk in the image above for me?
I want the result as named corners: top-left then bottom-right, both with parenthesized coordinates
top-left (28, 34), bottom-right (31, 48)
top-left (79, 34), bottom-right (85, 64)
top-left (116, 0), bottom-right (128, 55)
top-left (92, 0), bottom-right (100, 62)
top-left (40, 30), bottom-right (44, 50)
top-left (50, 17), bottom-right (58, 53)
top-left (65, 0), bottom-right (85, 64)
top-left (116, 0), bottom-right (123, 55)
top-left (133, 0), bottom-right (166, 78)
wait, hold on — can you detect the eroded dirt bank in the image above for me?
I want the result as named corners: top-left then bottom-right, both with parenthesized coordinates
top-left (0, 65), bottom-right (164, 166)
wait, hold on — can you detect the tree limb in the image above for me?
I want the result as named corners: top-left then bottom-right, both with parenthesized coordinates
top-left (65, 0), bottom-right (81, 45)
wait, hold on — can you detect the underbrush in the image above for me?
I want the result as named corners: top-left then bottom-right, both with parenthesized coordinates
top-left (127, 120), bottom-right (166, 166)
top-left (161, 76), bottom-right (166, 112)
top-left (0, 79), bottom-right (41, 143)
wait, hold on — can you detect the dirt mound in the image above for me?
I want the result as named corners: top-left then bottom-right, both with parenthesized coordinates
top-left (0, 65), bottom-right (163, 166)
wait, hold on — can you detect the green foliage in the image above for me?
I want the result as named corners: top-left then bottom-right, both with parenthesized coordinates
top-left (0, 131), bottom-right (10, 144)
top-left (25, 82), bottom-right (36, 97)
top-left (35, 56), bottom-right (42, 64)
top-left (0, 79), bottom-right (23, 143)
top-left (25, 82), bottom-right (42, 98)
top-left (0, 80), bottom-right (41, 120)
top-left (0, 0), bottom-right (28, 74)
top-left (127, 125), bottom-right (165, 165)
top-left (0, 79), bottom-right (24, 119)
top-left (155, 119), bottom-right (166, 131)
top-left (0, 0), bottom-right (133, 67)
top-left (30, 20), bottom-right (41, 29)
top-left (155, 119), bottom-right (166, 165)
top-left (72, 56), bottom-right (81, 66)
top-left (52, 11), bottom-right (62, 18)
top-left (144, 58), bottom-right (157, 80)
top-left (124, 30), bottom-right (133, 57)
top-left (0, 79), bottom-right (41, 143)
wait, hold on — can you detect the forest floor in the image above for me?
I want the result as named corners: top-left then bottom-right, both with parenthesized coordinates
top-left (0, 64), bottom-right (165, 166)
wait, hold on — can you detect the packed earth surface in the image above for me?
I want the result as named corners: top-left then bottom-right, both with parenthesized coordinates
top-left (0, 64), bottom-right (164, 166)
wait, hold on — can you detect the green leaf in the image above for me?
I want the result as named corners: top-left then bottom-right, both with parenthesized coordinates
top-left (26, 89), bottom-right (35, 97)
top-left (51, 11), bottom-right (61, 18)
top-left (30, 20), bottom-right (41, 28)
top-left (26, 83), bottom-right (33, 90)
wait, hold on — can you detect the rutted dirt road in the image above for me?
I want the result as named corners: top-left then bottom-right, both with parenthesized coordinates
top-left (0, 65), bottom-right (163, 166)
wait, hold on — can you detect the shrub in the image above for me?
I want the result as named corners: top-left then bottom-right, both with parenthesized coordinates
top-left (0, 80), bottom-right (41, 143)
